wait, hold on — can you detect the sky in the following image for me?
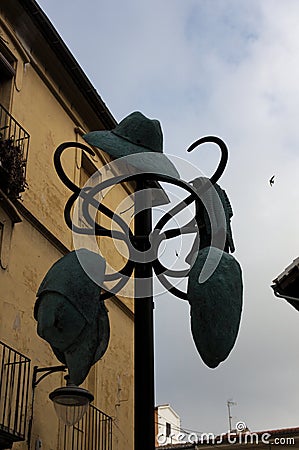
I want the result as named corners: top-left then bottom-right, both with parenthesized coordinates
top-left (37, 0), bottom-right (299, 438)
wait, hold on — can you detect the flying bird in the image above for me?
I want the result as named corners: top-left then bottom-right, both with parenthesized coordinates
top-left (269, 175), bottom-right (275, 186)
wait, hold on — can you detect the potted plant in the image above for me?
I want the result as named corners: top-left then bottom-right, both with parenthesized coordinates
top-left (0, 126), bottom-right (27, 200)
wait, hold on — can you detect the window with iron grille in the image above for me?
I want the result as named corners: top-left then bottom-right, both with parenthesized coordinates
top-left (0, 41), bottom-right (29, 201)
top-left (62, 403), bottom-right (112, 450)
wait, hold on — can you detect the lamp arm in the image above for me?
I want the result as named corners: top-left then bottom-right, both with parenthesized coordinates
top-left (32, 365), bottom-right (66, 389)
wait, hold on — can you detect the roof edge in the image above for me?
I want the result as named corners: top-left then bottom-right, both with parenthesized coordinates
top-left (19, 0), bottom-right (117, 130)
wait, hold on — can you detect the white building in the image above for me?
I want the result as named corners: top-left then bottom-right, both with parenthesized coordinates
top-left (155, 404), bottom-right (182, 446)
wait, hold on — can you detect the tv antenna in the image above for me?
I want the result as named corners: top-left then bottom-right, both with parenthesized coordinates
top-left (227, 399), bottom-right (237, 432)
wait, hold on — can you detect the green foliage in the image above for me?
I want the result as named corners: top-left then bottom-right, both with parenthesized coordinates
top-left (0, 128), bottom-right (27, 200)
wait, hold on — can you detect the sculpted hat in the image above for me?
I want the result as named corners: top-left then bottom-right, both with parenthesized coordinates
top-left (83, 111), bottom-right (179, 178)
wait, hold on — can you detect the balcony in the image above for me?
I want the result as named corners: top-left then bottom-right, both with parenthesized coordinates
top-left (62, 404), bottom-right (112, 450)
top-left (0, 103), bottom-right (30, 201)
top-left (0, 341), bottom-right (31, 449)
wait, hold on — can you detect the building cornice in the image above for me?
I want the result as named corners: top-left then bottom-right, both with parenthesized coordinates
top-left (17, 0), bottom-right (117, 131)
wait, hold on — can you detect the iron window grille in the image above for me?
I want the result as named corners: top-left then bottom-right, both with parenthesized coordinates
top-left (0, 341), bottom-right (31, 446)
top-left (0, 102), bottom-right (30, 200)
top-left (62, 403), bottom-right (113, 450)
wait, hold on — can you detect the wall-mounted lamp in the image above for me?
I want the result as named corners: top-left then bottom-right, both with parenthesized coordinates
top-left (49, 384), bottom-right (94, 426)
top-left (31, 365), bottom-right (94, 429)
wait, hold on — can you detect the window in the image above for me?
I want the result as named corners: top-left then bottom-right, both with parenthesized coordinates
top-left (0, 41), bottom-right (29, 200)
top-left (166, 422), bottom-right (171, 437)
top-left (0, 39), bottom-right (16, 110)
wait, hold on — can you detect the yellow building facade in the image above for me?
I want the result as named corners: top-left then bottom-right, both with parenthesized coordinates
top-left (0, 1), bottom-right (134, 449)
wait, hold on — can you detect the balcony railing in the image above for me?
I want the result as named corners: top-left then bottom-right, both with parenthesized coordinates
top-left (62, 404), bottom-right (113, 450)
top-left (0, 102), bottom-right (30, 200)
top-left (0, 341), bottom-right (31, 447)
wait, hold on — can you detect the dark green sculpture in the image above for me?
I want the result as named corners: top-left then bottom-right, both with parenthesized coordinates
top-left (52, 110), bottom-right (242, 378)
top-left (187, 246), bottom-right (243, 368)
top-left (186, 177), bottom-right (235, 265)
top-left (83, 111), bottom-right (180, 178)
top-left (34, 249), bottom-right (109, 386)
top-left (187, 180), bottom-right (243, 368)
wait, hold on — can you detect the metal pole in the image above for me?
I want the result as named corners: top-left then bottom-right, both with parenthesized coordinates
top-left (227, 400), bottom-right (236, 432)
top-left (134, 180), bottom-right (155, 450)
top-left (227, 401), bottom-right (232, 432)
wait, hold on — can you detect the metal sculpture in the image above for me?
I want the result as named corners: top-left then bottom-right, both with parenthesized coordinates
top-left (34, 248), bottom-right (109, 386)
top-left (36, 111), bottom-right (243, 450)
top-left (83, 111), bottom-right (180, 178)
top-left (187, 246), bottom-right (243, 368)
top-left (51, 112), bottom-right (242, 369)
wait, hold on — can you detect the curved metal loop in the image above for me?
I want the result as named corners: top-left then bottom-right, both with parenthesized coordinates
top-left (153, 259), bottom-right (190, 278)
top-left (54, 142), bottom-right (95, 194)
top-left (154, 269), bottom-right (188, 301)
top-left (154, 194), bottom-right (198, 233)
top-left (54, 143), bottom-right (132, 242)
top-left (55, 141), bottom-right (227, 300)
top-left (74, 172), bottom-right (201, 299)
top-left (100, 259), bottom-right (136, 301)
top-left (65, 191), bottom-right (82, 233)
top-left (187, 135), bottom-right (228, 185)
top-left (63, 188), bottom-right (126, 239)
top-left (104, 258), bottom-right (135, 281)
top-left (81, 183), bottom-right (134, 242)
top-left (105, 273), bottom-right (132, 296)
top-left (151, 220), bottom-right (198, 297)
top-left (76, 170), bottom-right (202, 252)
top-left (100, 265), bottom-right (134, 300)
top-left (162, 224), bottom-right (198, 241)
top-left (154, 136), bottom-right (228, 235)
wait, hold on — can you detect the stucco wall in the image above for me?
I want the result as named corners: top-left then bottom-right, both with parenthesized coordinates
top-left (0, 4), bottom-right (134, 450)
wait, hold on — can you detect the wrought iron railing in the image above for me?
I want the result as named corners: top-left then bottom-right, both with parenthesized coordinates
top-left (62, 404), bottom-right (113, 450)
top-left (0, 341), bottom-right (31, 444)
top-left (0, 102), bottom-right (30, 199)
top-left (0, 102), bottom-right (30, 164)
